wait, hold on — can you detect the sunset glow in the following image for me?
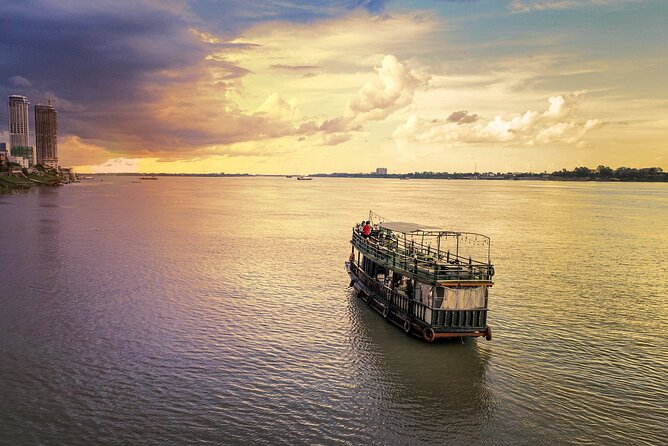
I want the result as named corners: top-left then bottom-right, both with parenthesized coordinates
top-left (1, 1), bottom-right (666, 174)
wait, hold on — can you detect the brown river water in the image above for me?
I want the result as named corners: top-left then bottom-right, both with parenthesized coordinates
top-left (0, 177), bottom-right (666, 445)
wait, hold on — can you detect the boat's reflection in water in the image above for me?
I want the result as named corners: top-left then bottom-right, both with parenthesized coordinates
top-left (345, 291), bottom-right (493, 444)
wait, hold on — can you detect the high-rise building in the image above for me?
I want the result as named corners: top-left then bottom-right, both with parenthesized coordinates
top-left (8, 95), bottom-right (35, 166)
top-left (8, 95), bottom-right (30, 149)
top-left (375, 167), bottom-right (388, 175)
top-left (35, 103), bottom-right (58, 166)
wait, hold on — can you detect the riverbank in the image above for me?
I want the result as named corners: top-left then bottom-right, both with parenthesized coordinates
top-left (0, 171), bottom-right (66, 194)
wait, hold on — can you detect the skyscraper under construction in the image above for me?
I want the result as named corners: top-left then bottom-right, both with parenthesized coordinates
top-left (35, 103), bottom-right (58, 167)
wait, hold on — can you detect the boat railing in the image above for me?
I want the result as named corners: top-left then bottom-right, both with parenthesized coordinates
top-left (350, 261), bottom-right (429, 322)
top-left (349, 261), bottom-right (487, 329)
top-left (351, 229), bottom-right (493, 284)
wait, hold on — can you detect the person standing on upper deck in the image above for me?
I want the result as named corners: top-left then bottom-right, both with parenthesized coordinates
top-left (362, 221), bottom-right (371, 238)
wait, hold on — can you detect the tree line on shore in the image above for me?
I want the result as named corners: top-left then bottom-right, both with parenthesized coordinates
top-left (550, 166), bottom-right (664, 180)
top-left (314, 165), bottom-right (666, 181)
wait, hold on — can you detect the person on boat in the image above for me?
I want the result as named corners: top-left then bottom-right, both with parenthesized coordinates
top-left (362, 221), bottom-right (371, 238)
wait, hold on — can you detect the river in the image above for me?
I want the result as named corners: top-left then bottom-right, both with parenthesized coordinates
top-left (0, 177), bottom-right (666, 445)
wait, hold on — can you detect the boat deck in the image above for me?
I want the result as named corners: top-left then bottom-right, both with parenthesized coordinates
top-left (351, 230), bottom-right (493, 286)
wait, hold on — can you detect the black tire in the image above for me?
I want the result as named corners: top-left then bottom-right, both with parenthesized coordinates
top-left (423, 327), bottom-right (435, 342)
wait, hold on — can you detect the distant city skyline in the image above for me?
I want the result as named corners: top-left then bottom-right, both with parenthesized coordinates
top-left (1, 1), bottom-right (666, 174)
top-left (3, 95), bottom-right (58, 168)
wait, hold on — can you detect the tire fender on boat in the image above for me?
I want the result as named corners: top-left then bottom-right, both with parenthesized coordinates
top-left (423, 327), bottom-right (435, 342)
top-left (403, 320), bottom-right (411, 333)
top-left (382, 305), bottom-right (389, 318)
top-left (485, 326), bottom-right (493, 341)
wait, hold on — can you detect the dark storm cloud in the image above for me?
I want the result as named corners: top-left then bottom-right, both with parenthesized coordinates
top-left (0, 1), bottom-right (394, 158)
top-left (0, 1), bottom-right (211, 153)
top-left (0, 3), bottom-right (202, 98)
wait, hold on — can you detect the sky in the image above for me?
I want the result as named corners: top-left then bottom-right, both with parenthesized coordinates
top-left (0, 0), bottom-right (666, 174)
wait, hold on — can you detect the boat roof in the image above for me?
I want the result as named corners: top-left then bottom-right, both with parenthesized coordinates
top-left (379, 221), bottom-right (445, 234)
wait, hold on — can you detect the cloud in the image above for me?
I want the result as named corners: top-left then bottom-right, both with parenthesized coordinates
top-left (9, 75), bottom-right (32, 88)
top-left (393, 92), bottom-right (603, 146)
top-left (344, 54), bottom-right (430, 126)
top-left (447, 110), bottom-right (479, 124)
top-left (254, 93), bottom-right (301, 121)
top-left (75, 157), bottom-right (141, 174)
top-left (58, 135), bottom-right (120, 166)
top-left (231, 12), bottom-right (438, 73)
top-left (321, 133), bottom-right (353, 146)
top-left (274, 53), bottom-right (430, 145)
top-left (1, 2), bottom-right (437, 160)
top-left (260, 54), bottom-right (429, 145)
top-left (187, 0), bottom-right (393, 37)
top-left (271, 64), bottom-right (320, 71)
top-left (509, 0), bottom-right (613, 13)
top-left (0, 2), bottom-right (208, 151)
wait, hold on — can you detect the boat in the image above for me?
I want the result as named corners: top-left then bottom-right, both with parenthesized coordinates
top-left (346, 211), bottom-right (494, 342)
top-left (297, 176), bottom-right (312, 180)
top-left (139, 176), bottom-right (158, 180)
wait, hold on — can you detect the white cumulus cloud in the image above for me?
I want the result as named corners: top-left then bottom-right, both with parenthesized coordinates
top-left (344, 54), bottom-right (430, 126)
top-left (510, 0), bottom-right (614, 13)
top-left (392, 92), bottom-right (602, 146)
top-left (289, 54), bottom-right (430, 146)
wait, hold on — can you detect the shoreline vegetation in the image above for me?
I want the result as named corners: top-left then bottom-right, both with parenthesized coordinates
top-left (94, 166), bottom-right (666, 182)
top-left (0, 164), bottom-right (69, 194)
top-left (2, 165), bottom-right (665, 194)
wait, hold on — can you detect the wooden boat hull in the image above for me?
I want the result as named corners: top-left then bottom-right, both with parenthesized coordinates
top-left (346, 261), bottom-right (491, 342)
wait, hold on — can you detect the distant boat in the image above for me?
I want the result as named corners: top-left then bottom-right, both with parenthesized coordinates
top-left (286, 175), bottom-right (293, 178)
top-left (83, 176), bottom-right (95, 179)
top-left (139, 176), bottom-right (158, 180)
top-left (297, 176), bottom-right (312, 180)
top-left (400, 176), bottom-right (410, 180)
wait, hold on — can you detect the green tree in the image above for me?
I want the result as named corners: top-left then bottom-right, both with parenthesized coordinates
top-left (596, 165), bottom-right (614, 178)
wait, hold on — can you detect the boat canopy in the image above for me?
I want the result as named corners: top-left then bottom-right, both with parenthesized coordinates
top-left (365, 211), bottom-right (492, 269)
